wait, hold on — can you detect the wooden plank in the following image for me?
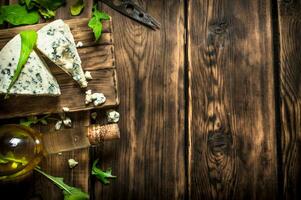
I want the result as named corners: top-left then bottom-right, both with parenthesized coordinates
top-left (0, 18), bottom-right (118, 119)
top-left (0, 19), bottom-right (113, 48)
top-left (0, 69), bottom-right (118, 119)
top-left (92, 1), bottom-right (185, 199)
top-left (187, 0), bottom-right (278, 199)
top-left (278, 0), bottom-right (301, 199)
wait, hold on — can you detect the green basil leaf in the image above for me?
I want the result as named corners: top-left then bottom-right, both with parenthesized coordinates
top-left (88, 16), bottom-right (102, 41)
top-left (70, 0), bottom-right (85, 16)
top-left (0, 4), bottom-right (39, 25)
top-left (5, 30), bottom-right (37, 98)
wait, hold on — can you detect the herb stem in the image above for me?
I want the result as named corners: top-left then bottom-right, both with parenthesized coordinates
top-left (34, 167), bottom-right (72, 194)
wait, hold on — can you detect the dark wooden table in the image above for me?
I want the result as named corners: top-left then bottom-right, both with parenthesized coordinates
top-left (1, 0), bottom-right (301, 199)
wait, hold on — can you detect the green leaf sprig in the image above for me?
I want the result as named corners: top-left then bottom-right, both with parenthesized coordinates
top-left (0, 4), bottom-right (39, 25)
top-left (88, 5), bottom-right (110, 42)
top-left (35, 168), bottom-right (89, 200)
top-left (92, 159), bottom-right (116, 185)
top-left (19, 0), bottom-right (65, 19)
top-left (5, 30), bottom-right (37, 99)
top-left (70, 0), bottom-right (85, 16)
top-left (20, 115), bottom-right (49, 127)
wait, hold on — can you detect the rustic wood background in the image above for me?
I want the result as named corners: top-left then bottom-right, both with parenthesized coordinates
top-left (1, 0), bottom-right (301, 199)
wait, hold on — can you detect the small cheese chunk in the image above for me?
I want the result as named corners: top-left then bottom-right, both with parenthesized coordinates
top-left (68, 159), bottom-right (78, 168)
top-left (92, 93), bottom-right (106, 106)
top-left (85, 89), bottom-right (93, 104)
top-left (63, 117), bottom-right (72, 127)
top-left (62, 107), bottom-right (70, 112)
top-left (106, 110), bottom-right (120, 123)
top-left (84, 71), bottom-right (93, 80)
top-left (76, 41), bottom-right (83, 48)
top-left (55, 120), bottom-right (62, 130)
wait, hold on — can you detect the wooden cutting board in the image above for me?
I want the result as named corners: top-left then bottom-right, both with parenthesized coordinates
top-left (0, 18), bottom-right (119, 119)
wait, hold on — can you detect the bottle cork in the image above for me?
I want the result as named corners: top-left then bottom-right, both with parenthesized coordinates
top-left (87, 123), bottom-right (120, 145)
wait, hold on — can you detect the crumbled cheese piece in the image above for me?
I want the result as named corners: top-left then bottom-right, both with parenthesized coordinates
top-left (76, 41), bottom-right (83, 48)
top-left (92, 93), bottom-right (106, 106)
top-left (86, 89), bottom-right (92, 95)
top-left (91, 112), bottom-right (97, 120)
top-left (55, 120), bottom-right (62, 130)
top-left (62, 107), bottom-right (70, 112)
top-left (68, 159), bottom-right (78, 168)
top-left (73, 74), bottom-right (81, 81)
top-left (81, 81), bottom-right (88, 88)
top-left (106, 109), bottom-right (120, 123)
top-left (63, 117), bottom-right (72, 127)
top-left (84, 71), bottom-right (93, 80)
top-left (85, 89), bottom-right (93, 104)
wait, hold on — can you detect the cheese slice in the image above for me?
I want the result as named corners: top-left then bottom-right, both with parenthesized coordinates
top-left (0, 34), bottom-right (61, 96)
top-left (37, 19), bottom-right (88, 88)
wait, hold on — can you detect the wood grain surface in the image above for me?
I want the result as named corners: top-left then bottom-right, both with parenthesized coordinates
top-left (0, 18), bottom-right (119, 119)
top-left (278, 0), bottom-right (301, 199)
top-left (2, 0), bottom-right (301, 199)
top-left (91, 1), bottom-right (186, 200)
top-left (187, 0), bottom-right (278, 199)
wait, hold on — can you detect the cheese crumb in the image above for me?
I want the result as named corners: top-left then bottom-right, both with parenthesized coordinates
top-left (91, 112), bottom-right (97, 120)
top-left (62, 107), bottom-right (70, 112)
top-left (85, 90), bottom-right (93, 104)
top-left (68, 159), bottom-right (78, 168)
top-left (85, 90), bottom-right (106, 106)
top-left (55, 120), bottom-right (62, 130)
top-left (81, 80), bottom-right (88, 88)
top-left (92, 93), bottom-right (106, 106)
top-left (84, 71), bottom-right (93, 80)
top-left (76, 41), bottom-right (83, 48)
top-left (63, 117), bottom-right (72, 128)
top-left (106, 109), bottom-right (120, 123)
top-left (73, 75), bottom-right (81, 81)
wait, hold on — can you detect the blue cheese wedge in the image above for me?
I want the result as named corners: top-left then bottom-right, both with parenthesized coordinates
top-left (37, 20), bottom-right (88, 88)
top-left (0, 34), bottom-right (61, 96)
